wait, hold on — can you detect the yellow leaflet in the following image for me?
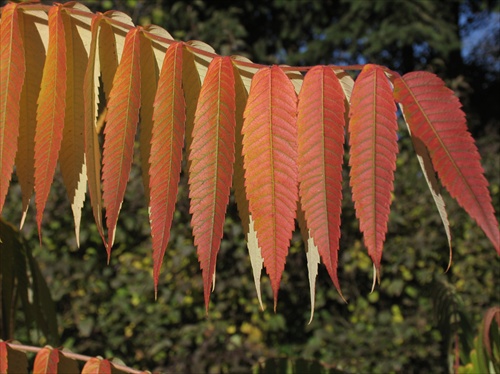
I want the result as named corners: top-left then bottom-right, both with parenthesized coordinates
top-left (233, 63), bottom-right (264, 309)
top-left (182, 48), bottom-right (202, 171)
top-left (232, 55), bottom-right (259, 94)
top-left (84, 14), bottom-right (105, 243)
top-left (232, 65), bottom-right (249, 231)
top-left (139, 33), bottom-right (159, 205)
top-left (297, 200), bottom-right (318, 323)
top-left (98, 21), bottom-right (118, 110)
top-left (98, 11), bottom-right (134, 123)
top-left (283, 66), bottom-right (303, 94)
top-left (186, 40), bottom-right (215, 85)
top-left (335, 69), bottom-right (354, 126)
top-left (105, 11), bottom-right (133, 61)
top-left (399, 105), bottom-right (452, 268)
top-left (335, 68), bottom-right (354, 102)
top-left (58, 7), bottom-right (91, 246)
top-left (17, 10), bottom-right (48, 229)
top-left (305, 234), bottom-right (320, 324)
top-left (144, 24), bottom-right (173, 70)
top-left (248, 216), bottom-right (264, 310)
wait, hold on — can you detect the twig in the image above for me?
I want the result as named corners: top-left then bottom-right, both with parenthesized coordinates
top-left (7, 343), bottom-right (146, 374)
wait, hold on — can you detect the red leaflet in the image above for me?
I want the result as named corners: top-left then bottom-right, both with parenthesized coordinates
top-left (102, 27), bottom-right (141, 256)
top-left (60, 4), bottom-right (90, 246)
top-left (394, 72), bottom-right (500, 253)
top-left (297, 66), bottom-right (345, 294)
top-left (149, 42), bottom-right (185, 295)
top-left (189, 56), bottom-right (236, 311)
top-left (0, 3), bottom-right (25, 215)
top-left (33, 347), bottom-right (59, 374)
top-left (242, 66), bottom-right (298, 307)
top-left (349, 64), bottom-right (398, 270)
top-left (34, 5), bottom-right (66, 239)
top-left (82, 357), bottom-right (113, 374)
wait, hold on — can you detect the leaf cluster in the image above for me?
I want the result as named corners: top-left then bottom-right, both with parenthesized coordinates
top-left (0, 1), bottom-right (498, 316)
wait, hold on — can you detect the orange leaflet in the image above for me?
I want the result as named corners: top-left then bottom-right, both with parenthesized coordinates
top-left (349, 64), bottom-right (398, 271)
top-left (83, 14), bottom-right (105, 243)
top-left (242, 65), bottom-right (298, 308)
top-left (149, 42), bottom-right (185, 295)
top-left (394, 72), bottom-right (500, 253)
top-left (34, 4), bottom-right (67, 240)
top-left (82, 357), bottom-right (113, 374)
top-left (188, 56), bottom-right (236, 311)
top-left (102, 27), bottom-right (141, 256)
top-left (33, 347), bottom-right (59, 374)
top-left (59, 4), bottom-right (90, 246)
top-left (0, 3), bottom-right (25, 215)
top-left (297, 66), bottom-right (345, 295)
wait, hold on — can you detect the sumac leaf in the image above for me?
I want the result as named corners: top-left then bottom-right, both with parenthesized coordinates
top-left (394, 72), bottom-right (499, 253)
top-left (188, 56), bottom-right (236, 311)
top-left (297, 66), bottom-right (345, 294)
top-left (349, 64), bottom-right (398, 271)
top-left (102, 27), bottom-right (141, 256)
top-left (0, 3), bottom-right (25, 215)
top-left (34, 4), bottom-right (66, 240)
top-left (149, 42), bottom-right (185, 295)
top-left (242, 65), bottom-right (298, 308)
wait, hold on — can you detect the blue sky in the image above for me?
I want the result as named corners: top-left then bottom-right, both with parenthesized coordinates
top-left (461, 10), bottom-right (500, 72)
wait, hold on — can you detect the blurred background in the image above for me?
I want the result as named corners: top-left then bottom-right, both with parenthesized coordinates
top-left (1, 0), bottom-right (499, 372)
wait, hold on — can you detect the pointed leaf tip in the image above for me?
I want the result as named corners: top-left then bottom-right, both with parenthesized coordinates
top-left (231, 68), bottom-right (265, 309)
top-left (371, 263), bottom-right (379, 293)
top-left (149, 42), bottom-right (185, 291)
top-left (60, 4), bottom-right (90, 249)
top-left (189, 56), bottom-right (236, 310)
top-left (247, 216), bottom-right (264, 310)
top-left (298, 66), bottom-right (345, 295)
top-left (102, 27), bottom-right (142, 252)
top-left (242, 65), bottom-right (298, 304)
top-left (84, 13), bottom-right (106, 245)
top-left (34, 5), bottom-right (67, 237)
top-left (349, 64), bottom-right (398, 268)
top-left (305, 235), bottom-right (320, 324)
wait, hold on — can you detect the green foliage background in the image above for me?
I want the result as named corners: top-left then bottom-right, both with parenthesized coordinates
top-left (1, 0), bottom-right (499, 372)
